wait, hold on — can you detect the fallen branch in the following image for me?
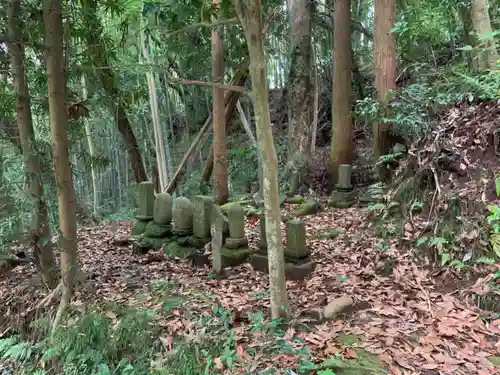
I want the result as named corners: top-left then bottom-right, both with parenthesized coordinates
top-left (176, 79), bottom-right (248, 93)
top-left (0, 326), bottom-right (12, 339)
top-left (164, 118), bottom-right (212, 193)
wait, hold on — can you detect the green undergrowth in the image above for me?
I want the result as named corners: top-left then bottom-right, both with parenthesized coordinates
top-left (0, 280), bottom-right (388, 375)
top-left (314, 334), bottom-right (386, 375)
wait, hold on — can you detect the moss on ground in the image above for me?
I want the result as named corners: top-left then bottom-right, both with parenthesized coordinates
top-left (488, 356), bottom-right (500, 366)
top-left (162, 241), bottom-right (196, 259)
top-left (319, 334), bottom-right (386, 375)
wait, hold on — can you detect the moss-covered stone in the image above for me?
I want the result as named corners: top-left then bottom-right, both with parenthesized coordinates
top-left (138, 236), bottom-right (171, 251)
top-left (358, 195), bottom-right (378, 206)
top-left (172, 197), bottom-right (194, 233)
top-left (288, 169), bottom-right (299, 196)
top-left (328, 197), bottom-right (356, 208)
top-left (154, 192), bottom-right (173, 224)
top-left (221, 247), bottom-right (251, 267)
top-left (250, 253), bottom-right (314, 280)
top-left (193, 195), bottom-right (212, 239)
top-left (227, 203), bottom-right (245, 238)
top-left (314, 227), bottom-right (346, 239)
top-left (136, 181), bottom-right (155, 220)
top-left (131, 219), bottom-right (150, 236)
top-left (178, 236), bottom-right (208, 248)
top-left (224, 237), bottom-right (248, 249)
top-left (336, 164), bottom-right (353, 190)
top-left (291, 199), bottom-right (319, 217)
top-left (285, 195), bottom-right (305, 204)
top-left (162, 241), bottom-right (197, 259)
top-left (329, 190), bottom-right (357, 208)
top-left (285, 220), bottom-right (310, 259)
top-left (143, 222), bottom-right (172, 238)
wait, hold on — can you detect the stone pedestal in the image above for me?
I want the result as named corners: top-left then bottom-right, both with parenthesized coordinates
top-left (250, 217), bottom-right (315, 280)
top-left (163, 197), bottom-right (197, 258)
top-left (329, 164), bottom-right (356, 208)
top-left (221, 203), bottom-right (251, 267)
top-left (136, 191), bottom-right (174, 252)
top-left (191, 195), bottom-right (213, 248)
top-left (131, 181), bottom-right (155, 236)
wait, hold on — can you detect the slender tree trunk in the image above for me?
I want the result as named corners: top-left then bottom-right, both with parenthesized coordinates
top-left (202, 70), bottom-right (248, 183)
top-left (373, 0), bottom-right (397, 173)
top-left (470, 0), bottom-right (499, 71)
top-left (116, 106), bottom-right (148, 182)
top-left (212, 7), bottom-right (229, 204)
top-left (310, 39), bottom-right (319, 154)
top-left (80, 74), bottom-right (99, 217)
top-left (8, 0), bottom-right (58, 289)
top-left (162, 74), bottom-right (176, 184)
top-left (233, 0), bottom-right (290, 319)
top-left (458, 6), bottom-right (478, 71)
top-left (43, 0), bottom-right (78, 328)
top-left (81, 0), bottom-right (148, 183)
top-left (287, 0), bottom-right (313, 172)
top-left (330, 0), bottom-right (353, 187)
top-left (140, 28), bottom-right (169, 190)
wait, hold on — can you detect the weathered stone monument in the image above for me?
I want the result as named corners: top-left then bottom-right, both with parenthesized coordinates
top-left (283, 220), bottom-right (315, 279)
top-left (329, 164), bottom-right (356, 208)
top-left (163, 197), bottom-right (197, 257)
top-left (250, 216), bottom-right (315, 280)
top-left (220, 203), bottom-right (251, 266)
top-left (131, 181), bottom-right (155, 236)
top-left (210, 205), bottom-right (225, 273)
top-left (135, 192), bottom-right (174, 252)
top-left (192, 196), bottom-right (213, 247)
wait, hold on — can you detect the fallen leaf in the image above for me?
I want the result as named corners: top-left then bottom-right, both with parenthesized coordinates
top-left (236, 344), bottom-right (251, 361)
top-left (214, 357), bottom-right (224, 370)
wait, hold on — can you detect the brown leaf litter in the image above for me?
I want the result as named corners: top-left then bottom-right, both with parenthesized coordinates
top-left (0, 205), bottom-right (499, 374)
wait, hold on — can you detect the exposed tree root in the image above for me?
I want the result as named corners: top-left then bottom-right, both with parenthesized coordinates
top-left (36, 282), bottom-right (62, 309)
top-left (50, 289), bottom-right (69, 339)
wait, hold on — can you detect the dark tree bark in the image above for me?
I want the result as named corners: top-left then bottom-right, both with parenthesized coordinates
top-left (330, 0), bottom-right (354, 187)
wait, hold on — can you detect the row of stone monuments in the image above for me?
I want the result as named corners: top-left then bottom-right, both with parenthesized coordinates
top-left (130, 181), bottom-right (315, 280)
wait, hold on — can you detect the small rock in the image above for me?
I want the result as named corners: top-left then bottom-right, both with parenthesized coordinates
top-left (323, 296), bottom-right (354, 319)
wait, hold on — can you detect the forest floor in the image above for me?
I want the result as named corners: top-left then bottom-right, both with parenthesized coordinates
top-left (1, 203), bottom-right (500, 375)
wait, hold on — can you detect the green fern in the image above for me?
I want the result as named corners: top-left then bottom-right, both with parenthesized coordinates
top-left (490, 232), bottom-right (500, 258)
top-left (476, 257), bottom-right (496, 265)
top-left (0, 337), bottom-right (18, 354)
top-left (1, 341), bottom-right (35, 362)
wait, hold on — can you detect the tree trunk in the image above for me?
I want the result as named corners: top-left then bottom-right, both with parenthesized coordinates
top-left (470, 0), bottom-right (499, 71)
top-left (8, 0), bottom-right (59, 289)
top-left (43, 0), bottom-right (78, 320)
top-left (330, 0), bottom-right (353, 187)
top-left (310, 39), bottom-right (319, 154)
top-left (140, 27), bottom-right (169, 190)
top-left (80, 74), bottom-right (99, 218)
top-left (233, 0), bottom-right (290, 319)
top-left (373, 0), bottom-right (396, 175)
top-left (202, 67), bottom-right (248, 183)
top-left (458, 5), bottom-right (478, 71)
top-left (212, 4), bottom-right (229, 204)
top-left (116, 106), bottom-right (148, 182)
top-left (286, 0), bottom-right (313, 172)
top-left (81, 0), bottom-right (148, 183)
